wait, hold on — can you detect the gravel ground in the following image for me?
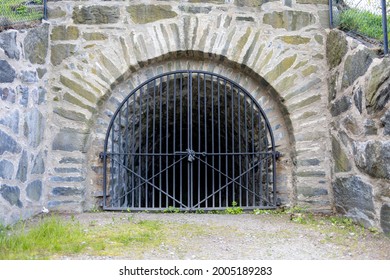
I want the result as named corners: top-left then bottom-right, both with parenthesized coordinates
top-left (55, 212), bottom-right (390, 260)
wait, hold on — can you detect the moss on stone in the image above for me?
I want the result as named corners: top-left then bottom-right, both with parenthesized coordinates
top-left (127, 5), bottom-right (177, 24)
top-left (264, 54), bottom-right (297, 83)
top-left (51, 26), bottom-right (79, 41)
top-left (280, 35), bottom-right (311, 45)
top-left (60, 75), bottom-right (97, 103)
top-left (332, 135), bottom-right (352, 173)
top-left (302, 65), bottom-right (318, 77)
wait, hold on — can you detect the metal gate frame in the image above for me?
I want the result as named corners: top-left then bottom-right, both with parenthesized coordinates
top-left (101, 70), bottom-right (279, 211)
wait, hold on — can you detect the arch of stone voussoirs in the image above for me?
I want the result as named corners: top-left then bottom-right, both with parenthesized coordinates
top-left (83, 55), bottom-right (296, 210)
top-left (50, 21), bottom-right (331, 211)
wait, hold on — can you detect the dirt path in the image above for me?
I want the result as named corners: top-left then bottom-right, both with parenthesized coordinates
top-left (55, 212), bottom-right (390, 260)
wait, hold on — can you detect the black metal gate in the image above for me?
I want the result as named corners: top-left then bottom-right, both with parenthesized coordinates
top-left (101, 70), bottom-right (278, 211)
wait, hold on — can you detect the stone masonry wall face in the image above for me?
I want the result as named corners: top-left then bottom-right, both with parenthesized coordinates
top-left (1, 0), bottom-right (333, 224)
top-left (327, 30), bottom-right (390, 233)
top-left (0, 25), bottom-right (49, 224)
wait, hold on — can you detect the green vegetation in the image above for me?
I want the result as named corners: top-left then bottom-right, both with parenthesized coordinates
top-left (339, 8), bottom-right (390, 41)
top-left (0, 0), bottom-right (44, 25)
top-left (225, 201), bottom-right (243, 215)
top-left (0, 215), bottom-right (168, 259)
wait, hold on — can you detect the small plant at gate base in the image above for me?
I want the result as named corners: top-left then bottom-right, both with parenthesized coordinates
top-left (163, 206), bottom-right (180, 213)
top-left (225, 201), bottom-right (243, 215)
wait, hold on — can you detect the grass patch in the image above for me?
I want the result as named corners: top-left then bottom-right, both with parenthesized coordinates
top-left (0, 215), bottom-right (167, 259)
top-left (0, 0), bottom-right (43, 25)
top-left (339, 8), bottom-right (390, 41)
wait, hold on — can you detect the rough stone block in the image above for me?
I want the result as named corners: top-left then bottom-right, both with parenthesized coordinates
top-left (31, 151), bottom-right (45, 175)
top-left (52, 128), bottom-right (90, 152)
top-left (0, 184), bottom-right (23, 208)
top-left (330, 95), bottom-right (351, 117)
top-left (24, 108), bottom-right (45, 148)
top-left (24, 24), bottom-right (49, 65)
top-left (20, 70), bottom-right (38, 84)
top-left (364, 119), bottom-right (377, 135)
top-left (326, 30), bottom-right (348, 69)
top-left (53, 107), bottom-right (87, 122)
top-left (0, 60), bottom-right (16, 83)
top-left (82, 32), bottom-right (108, 41)
top-left (18, 86), bottom-right (29, 107)
top-left (381, 109), bottom-right (390, 136)
top-left (16, 151), bottom-right (28, 183)
top-left (73, 6), bottom-right (120, 24)
top-left (0, 130), bottom-right (21, 155)
top-left (52, 187), bottom-right (84, 196)
top-left (0, 160), bottom-right (14, 180)
top-left (331, 135), bottom-right (351, 173)
top-left (354, 140), bottom-right (390, 179)
top-left (380, 203), bottom-right (390, 234)
top-left (0, 31), bottom-right (20, 60)
top-left (342, 49), bottom-right (374, 89)
top-left (332, 176), bottom-right (375, 228)
top-left (51, 26), bottom-right (80, 41)
top-left (0, 88), bottom-right (16, 103)
top-left (127, 5), bottom-right (177, 24)
top-left (364, 58), bottom-right (390, 114)
top-left (26, 180), bottom-right (42, 202)
top-left (51, 44), bottom-right (77, 66)
top-left (0, 110), bottom-right (19, 134)
top-left (263, 11), bottom-right (316, 31)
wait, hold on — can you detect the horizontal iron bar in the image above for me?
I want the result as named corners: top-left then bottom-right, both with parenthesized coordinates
top-left (105, 152), bottom-right (276, 156)
top-left (103, 206), bottom-right (277, 211)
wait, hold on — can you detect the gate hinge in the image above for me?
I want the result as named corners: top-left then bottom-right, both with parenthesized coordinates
top-left (99, 152), bottom-right (105, 160)
top-left (275, 151), bottom-right (281, 159)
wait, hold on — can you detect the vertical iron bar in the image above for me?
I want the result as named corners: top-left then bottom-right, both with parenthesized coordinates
top-left (217, 77), bottom-right (222, 207)
top-left (328, 0), bottom-right (333, 29)
top-left (258, 110), bottom-right (263, 207)
top-left (179, 73), bottom-right (183, 208)
top-left (131, 92), bottom-right (136, 207)
top-left (224, 79), bottom-right (228, 207)
top-left (188, 71), bottom-right (193, 209)
top-left (152, 80), bottom-right (156, 209)
top-left (204, 73), bottom-right (208, 208)
top-left (145, 84), bottom-right (150, 208)
top-left (382, 0), bottom-right (389, 55)
top-left (231, 82), bottom-right (235, 205)
top-left (138, 88), bottom-right (143, 208)
top-left (211, 75), bottom-right (215, 208)
top-left (251, 99), bottom-right (255, 206)
top-left (173, 73), bottom-right (177, 207)
top-left (111, 120), bottom-right (115, 206)
top-left (43, 0), bottom-right (48, 20)
top-left (244, 96), bottom-right (249, 207)
top-left (118, 105), bottom-right (123, 207)
top-left (166, 75), bottom-right (170, 207)
top-left (198, 73), bottom-right (201, 208)
top-left (124, 100), bottom-right (130, 207)
top-left (237, 88), bottom-right (242, 207)
top-left (159, 77), bottom-right (163, 208)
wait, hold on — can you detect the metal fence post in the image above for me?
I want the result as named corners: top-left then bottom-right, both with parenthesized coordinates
top-left (382, 0), bottom-right (389, 55)
top-left (44, 0), bottom-right (48, 20)
top-left (329, 0), bottom-right (333, 29)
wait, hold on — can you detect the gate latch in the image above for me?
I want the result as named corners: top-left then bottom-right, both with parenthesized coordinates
top-left (186, 149), bottom-right (195, 162)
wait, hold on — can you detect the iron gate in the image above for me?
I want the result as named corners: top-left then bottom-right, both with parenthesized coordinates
top-left (101, 70), bottom-right (278, 211)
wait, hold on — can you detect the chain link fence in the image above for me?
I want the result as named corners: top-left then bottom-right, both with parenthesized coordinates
top-left (330, 0), bottom-right (389, 54)
top-left (0, 0), bottom-right (47, 29)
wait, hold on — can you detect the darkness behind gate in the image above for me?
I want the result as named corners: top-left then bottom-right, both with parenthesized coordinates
top-left (102, 71), bottom-right (278, 211)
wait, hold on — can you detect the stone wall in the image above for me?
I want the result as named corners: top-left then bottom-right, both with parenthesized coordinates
top-left (327, 30), bottom-right (390, 234)
top-left (1, 0), bottom-right (334, 225)
top-left (0, 25), bottom-right (49, 224)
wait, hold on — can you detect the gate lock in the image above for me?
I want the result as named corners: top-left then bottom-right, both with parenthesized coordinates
top-left (186, 149), bottom-right (196, 162)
